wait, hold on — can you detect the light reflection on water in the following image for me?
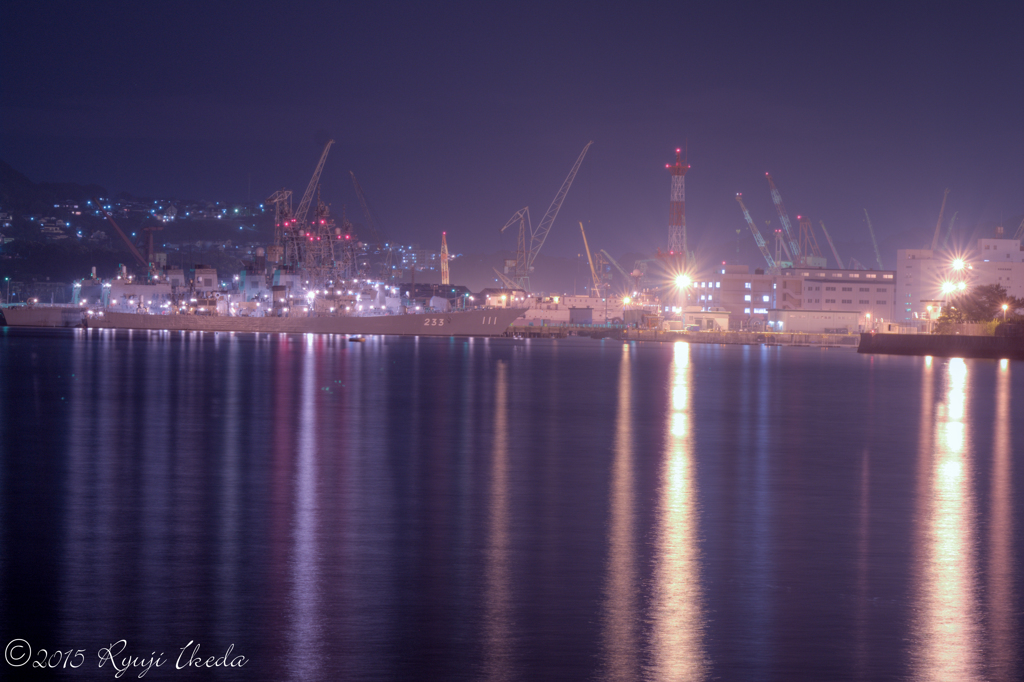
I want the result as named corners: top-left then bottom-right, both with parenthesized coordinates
top-left (1, 329), bottom-right (1021, 681)
top-left (646, 342), bottom-right (707, 680)
top-left (600, 343), bottom-right (638, 681)
top-left (988, 359), bottom-right (1016, 680)
top-left (912, 358), bottom-right (980, 681)
top-left (484, 360), bottom-right (513, 681)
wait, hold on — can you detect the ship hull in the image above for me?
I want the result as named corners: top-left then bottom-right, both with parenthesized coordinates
top-left (2, 305), bottom-right (526, 337)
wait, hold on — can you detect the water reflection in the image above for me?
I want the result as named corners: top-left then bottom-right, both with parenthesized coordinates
top-left (288, 336), bottom-right (324, 679)
top-left (646, 342), bottom-right (707, 680)
top-left (484, 361), bottom-right (513, 680)
top-left (912, 358), bottom-right (980, 680)
top-left (601, 343), bottom-right (638, 680)
top-left (988, 361), bottom-right (1016, 679)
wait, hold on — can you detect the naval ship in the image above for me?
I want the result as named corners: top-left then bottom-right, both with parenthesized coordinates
top-left (0, 304), bottom-right (526, 337)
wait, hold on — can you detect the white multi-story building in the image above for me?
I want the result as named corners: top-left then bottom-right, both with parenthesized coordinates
top-left (780, 267), bottom-right (896, 329)
top-left (896, 231), bottom-right (1023, 324)
top-left (695, 264), bottom-right (896, 330)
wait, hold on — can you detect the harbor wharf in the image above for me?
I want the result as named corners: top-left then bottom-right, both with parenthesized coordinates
top-left (620, 329), bottom-right (860, 347)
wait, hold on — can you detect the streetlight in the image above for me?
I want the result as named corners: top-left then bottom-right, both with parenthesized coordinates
top-left (1002, 303), bottom-right (1009, 322)
top-left (4, 277), bottom-right (8, 304)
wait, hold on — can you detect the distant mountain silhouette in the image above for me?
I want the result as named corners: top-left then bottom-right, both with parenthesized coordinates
top-left (0, 159), bottom-right (108, 213)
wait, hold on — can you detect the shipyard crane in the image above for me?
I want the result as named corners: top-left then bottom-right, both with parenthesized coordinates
top-left (491, 267), bottom-right (519, 291)
top-left (736, 193), bottom-right (780, 275)
top-left (350, 171), bottom-right (397, 280)
top-left (766, 173), bottom-right (801, 259)
top-left (579, 222), bottom-right (605, 298)
top-left (849, 257), bottom-right (867, 270)
top-left (295, 140), bottom-right (334, 228)
top-left (350, 172), bottom-right (390, 248)
top-left (929, 189), bottom-right (950, 251)
top-left (864, 209), bottom-right (883, 269)
top-left (819, 220), bottom-right (844, 269)
top-left (941, 212), bottom-right (958, 250)
top-left (266, 189), bottom-right (293, 247)
top-left (93, 199), bottom-right (152, 274)
top-left (500, 142), bottom-right (593, 291)
top-left (499, 207), bottom-right (530, 289)
top-left (599, 249), bottom-right (631, 284)
top-left (1014, 216), bottom-right (1024, 241)
top-left (797, 215), bottom-right (823, 258)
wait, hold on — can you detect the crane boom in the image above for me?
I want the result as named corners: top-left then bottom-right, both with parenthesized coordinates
top-left (349, 172), bottom-right (390, 248)
top-left (941, 212), bottom-right (958, 250)
top-left (579, 222), bottom-right (602, 297)
top-left (736, 193), bottom-right (779, 274)
top-left (819, 221), bottom-right (843, 269)
top-left (492, 267), bottom-right (518, 291)
top-left (930, 189), bottom-right (950, 251)
top-left (864, 209), bottom-right (883, 269)
top-left (599, 249), bottom-right (630, 280)
top-left (766, 173), bottom-right (801, 258)
top-left (526, 142), bottom-right (592, 273)
top-left (1013, 216), bottom-right (1024, 241)
top-left (295, 140), bottom-right (334, 228)
top-left (499, 207), bottom-right (531, 290)
top-left (94, 200), bottom-right (150, 271)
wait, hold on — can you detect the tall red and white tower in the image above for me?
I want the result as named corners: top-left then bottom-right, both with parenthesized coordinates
top-left (440, 231), bottom-right (450, 285)
top-left (666, 147), bottom-right (690, 258)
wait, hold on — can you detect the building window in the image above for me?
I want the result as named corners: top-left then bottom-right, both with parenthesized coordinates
top-left (883, 274), bottom-right (893, 279)
top-left (859, 287), bottom-right (870, 292)
top-left (877, 300), bottom-right (886, 304)
top-left (866, 274), bottom-right (877, 278)
top-left (826, 286), bottom-right (836, 291)
top-left (850, 273), bottom-right (860, 278)
top-left (842, 286), bottom-right (853, 291)
top-left (859, 300), bottom-right (869, 304)
top-left (753, 308), bottom-right (767, 314)
top-left (842, 299), bottom-right (852, 304)
top-left (877, 288), bottom-right (887, 292)
top-left (833, 273), bottom-right (843, 277)
top-left (716, 282), bottom-right (720, 288)
top-left (744, 294), bottom-right (751, 301)
top-left (744, 282), bottom-right (751, 289)
top-left (762, 295), bottom-right (770, 302)
top-left (744, 308), bottom-right (751, 314)
top-left (825, 298), bottom-right (836, 303)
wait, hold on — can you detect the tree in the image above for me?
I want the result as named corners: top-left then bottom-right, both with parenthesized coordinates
top-left (942, 283), bottom-right (1023, 322)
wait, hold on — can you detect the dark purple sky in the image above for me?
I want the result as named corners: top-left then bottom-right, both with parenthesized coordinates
top-left (3, 1), bottom-right (1022, 264)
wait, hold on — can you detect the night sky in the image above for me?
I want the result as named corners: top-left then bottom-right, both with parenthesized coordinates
top-left (3, 1), bottom-right (1022, 263)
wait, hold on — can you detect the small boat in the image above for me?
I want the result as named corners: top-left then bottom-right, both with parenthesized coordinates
top-left (348, 336), bottom-right (366, 342)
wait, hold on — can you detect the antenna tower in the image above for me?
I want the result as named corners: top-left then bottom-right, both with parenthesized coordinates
top-left (667, 147), bottom-right (690, 261)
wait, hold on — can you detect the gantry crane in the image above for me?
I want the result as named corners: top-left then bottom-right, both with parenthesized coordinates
top-left (819, 221), bottom-right (844, 270)
top-left (499, 142), bottom-right (592, 291)
top-left (1013, 216), bottom-right (1024, 241)
top-left (736, 193), bottom-right (779, 275)
top-left (766, 173), bottom-right (801, 259)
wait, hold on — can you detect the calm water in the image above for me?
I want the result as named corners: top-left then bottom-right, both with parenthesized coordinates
top-left (1, 327), bottom-right (1021, 681)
